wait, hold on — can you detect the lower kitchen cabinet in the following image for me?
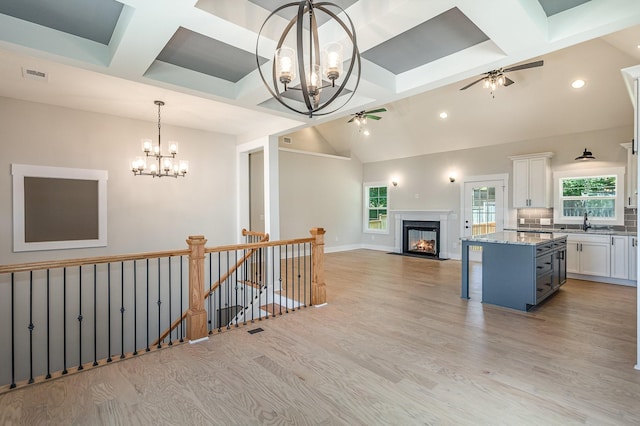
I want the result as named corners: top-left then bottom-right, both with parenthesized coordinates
top-left (611, 235), bottom-right (629, 279)
top-left (565, 234), bottom-right (610, 277)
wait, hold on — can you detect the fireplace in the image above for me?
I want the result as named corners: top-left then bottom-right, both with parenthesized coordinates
top-left (402, 220), bottom-right (440, 257)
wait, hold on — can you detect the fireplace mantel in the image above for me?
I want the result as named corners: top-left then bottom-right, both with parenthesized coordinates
top-left (392, 210), bottom-right (452, 258)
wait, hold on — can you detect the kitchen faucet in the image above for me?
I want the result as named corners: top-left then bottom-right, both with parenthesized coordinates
top-left (583, 212), bottom-right (591, 231)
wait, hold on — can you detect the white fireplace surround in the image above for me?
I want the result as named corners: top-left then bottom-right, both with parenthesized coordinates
top-left (393, 210), bottom-right (452, 259)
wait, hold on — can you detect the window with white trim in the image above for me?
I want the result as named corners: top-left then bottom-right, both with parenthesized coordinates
top-left (553, 167), bottom-right (625, 226)
top-left (364, 183), bottom-right (388, 233)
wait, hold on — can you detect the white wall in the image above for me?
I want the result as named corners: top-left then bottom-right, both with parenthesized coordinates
top-left (279, 150), bottom-right (363, 250)
top-left (0, 97), bottom-right (238, 264)
top-left (362, 126), bottom-right (633, 256)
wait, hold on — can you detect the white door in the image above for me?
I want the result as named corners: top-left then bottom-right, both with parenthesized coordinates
top-left (463, 180), bottom-right (505, 239)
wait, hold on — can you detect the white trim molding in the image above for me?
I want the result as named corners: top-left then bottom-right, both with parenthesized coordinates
top-left (391, 210), bottom-right (452, 259)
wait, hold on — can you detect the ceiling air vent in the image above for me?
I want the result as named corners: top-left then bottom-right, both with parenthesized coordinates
top-left (22, 68), bottom-right (48, 81)
top-left (282, 137), bottom-right (292, 144)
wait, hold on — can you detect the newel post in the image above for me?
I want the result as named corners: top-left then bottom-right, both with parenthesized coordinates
top-left (186, 235), bottom-right (208, 341)
top-left (310, 227), bottom-right (326, 305)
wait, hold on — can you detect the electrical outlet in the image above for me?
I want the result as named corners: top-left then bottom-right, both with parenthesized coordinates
top-left (540, 218), bottom-right (551, 225)
top-left (520, 218), bottom-right (525, 224)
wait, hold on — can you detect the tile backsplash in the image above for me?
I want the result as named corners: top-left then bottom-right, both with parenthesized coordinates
top-left (516, 208), bottom-right (637, 232)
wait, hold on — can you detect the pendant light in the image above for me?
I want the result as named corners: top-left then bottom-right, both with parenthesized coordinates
top-left (575, 148), bottom-right (596, 161)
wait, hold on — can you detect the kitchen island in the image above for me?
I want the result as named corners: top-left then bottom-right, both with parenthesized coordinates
top-left (461, 231), bottom-right (567, 311)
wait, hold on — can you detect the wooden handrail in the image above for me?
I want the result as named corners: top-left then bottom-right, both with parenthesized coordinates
top-left (203, 236), bottom-right (313, 254)
top-left (242, 228), bottom-right (269, 238)
top-left (0, 248), bottom-right (191, 275)
top-left (153, 231), bottom-right (271, 345)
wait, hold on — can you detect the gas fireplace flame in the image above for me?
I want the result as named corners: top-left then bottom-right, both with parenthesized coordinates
top-left (413, 239), bottom-right (436, 253)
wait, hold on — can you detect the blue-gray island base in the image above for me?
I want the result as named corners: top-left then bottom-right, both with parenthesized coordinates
top-left (461, 232), bottom-right (567, 311)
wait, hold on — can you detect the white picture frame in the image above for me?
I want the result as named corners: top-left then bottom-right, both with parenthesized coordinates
top-left (12, 164), bottom-right (108, 252)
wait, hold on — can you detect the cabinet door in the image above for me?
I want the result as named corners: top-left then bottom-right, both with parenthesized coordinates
top-left (566, 240), bottom-right (581, 274)
top-left (553, 248), bottom-right (567, 288)
top-left (622, 142), bottom-right (637, 207)
top-left (630, 148), bottom-right (638, 207)
top-left (610, 236), bottom-right (628, 279)
top-left (527, 157), bottom-right (548, 207)
top-left (513, 159), bottom-right (530, 208)
top-left (630, 237), bottom-right (637, 282)
top-left (580, 242), bottom-right (611, 277)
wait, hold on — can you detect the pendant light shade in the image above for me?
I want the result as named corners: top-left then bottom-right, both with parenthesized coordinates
top-left (575, 148), bottom-right (596, 161)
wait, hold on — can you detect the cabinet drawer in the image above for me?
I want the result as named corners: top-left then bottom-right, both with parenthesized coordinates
top-left (536, 253), bottom-right (553, 276)
top-left (536, 273), bottom-right (554, 302)
top-left (566, 234), bottom-right (610, 244)
top-left (535, 243), bottom-right (554, 255)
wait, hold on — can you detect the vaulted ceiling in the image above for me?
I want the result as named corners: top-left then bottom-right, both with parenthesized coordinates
top-left (0, 0), bottom-right (639, 162)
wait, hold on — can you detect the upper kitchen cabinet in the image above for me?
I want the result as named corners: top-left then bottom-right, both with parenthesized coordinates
top-left (509, 152), bottom-right (554, 208)
top-left (621, 141), bottom-right (637, 208)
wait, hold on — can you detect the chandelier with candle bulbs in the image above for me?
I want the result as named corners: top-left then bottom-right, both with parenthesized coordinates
top-left (256, 0), bottom-right (360, 118)
top-left (130, 101), bottom-right (189, 178)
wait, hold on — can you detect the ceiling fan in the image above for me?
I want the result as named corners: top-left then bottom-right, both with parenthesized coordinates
top-left (347, 108), bottom-right (387, 126)
top-left (459, 60), bottom-right (544, 93)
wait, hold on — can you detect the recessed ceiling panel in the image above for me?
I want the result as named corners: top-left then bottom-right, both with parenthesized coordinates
top-left (361, 8), bottom-right (489, 75)
top-left (156, 27), bottom-right (268, 83)
top-left (248, 0), bottom-right (358, 26)
top-left (0, 0), bottom-right (123, 45)
top-left (538, 0), bottom-right (591, 17)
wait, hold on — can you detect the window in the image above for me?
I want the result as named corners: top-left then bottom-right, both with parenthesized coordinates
top-left (364, 183), bottom-right (388, 233)
top-left (553, 167), bottom-right (624, 226)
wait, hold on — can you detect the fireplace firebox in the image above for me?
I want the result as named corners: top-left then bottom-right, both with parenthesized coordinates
top-left (402, 220), bottom-right (440, 258)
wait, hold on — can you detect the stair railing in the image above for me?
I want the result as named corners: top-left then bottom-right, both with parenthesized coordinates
top-left (0, 227), bottom-right (326, 393)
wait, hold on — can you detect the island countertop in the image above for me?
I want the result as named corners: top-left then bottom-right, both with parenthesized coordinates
top-left (462, 231), bottom-right (566, 246)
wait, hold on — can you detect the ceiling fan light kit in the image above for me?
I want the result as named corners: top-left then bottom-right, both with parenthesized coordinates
top-left (460, 60), bottom-right (544, 96)
top-left (347, 108), bottom-right (387, 135)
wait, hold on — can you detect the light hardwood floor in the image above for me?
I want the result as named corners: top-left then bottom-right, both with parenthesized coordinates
top-left (1, 249), bottom-right (639, 425)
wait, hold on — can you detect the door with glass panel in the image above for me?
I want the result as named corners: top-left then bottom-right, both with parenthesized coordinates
top-left (463, 180), bottom-right (505, 238)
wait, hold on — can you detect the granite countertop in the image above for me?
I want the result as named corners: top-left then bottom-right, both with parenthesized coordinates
top-left (462, 231), bottom-right (566, 246)
top-left (506, 227), bottom-right (635, 236)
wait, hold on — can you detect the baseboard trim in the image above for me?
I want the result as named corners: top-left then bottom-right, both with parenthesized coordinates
top-left (567, 273), bottom-right (637, 287)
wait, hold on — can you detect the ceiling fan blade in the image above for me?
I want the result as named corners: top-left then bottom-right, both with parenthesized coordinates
top-left (503, 60), bottom-right (543, 73)
top-left (365, 115), bottom-right (382, 120)
top-left (504, 76), bottom-right (515, 86)
top-left (364, 108), bottom-right (387, 114)
top-left (459, 76), bottom-right (486, 90)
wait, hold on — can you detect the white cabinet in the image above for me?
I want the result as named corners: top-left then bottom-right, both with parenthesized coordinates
top-left (509, 152), bottom-right (554, 208)
top-left (611, 235), bottom-right (629, 279)
top-left (621, 142), bottom-right (637, 208)
top-left (630, 236), bottom-right (638, 282)
top-left (565, 234), bottom-right (611, 277)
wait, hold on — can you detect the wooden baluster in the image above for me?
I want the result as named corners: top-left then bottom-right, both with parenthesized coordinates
top-left (186, 235), bottom-right (208, 341)
top-left (310, 228), bottom-right (326, 305)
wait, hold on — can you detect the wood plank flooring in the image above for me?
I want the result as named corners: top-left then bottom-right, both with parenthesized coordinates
top-left (1, 249), bottom-right (639, 425)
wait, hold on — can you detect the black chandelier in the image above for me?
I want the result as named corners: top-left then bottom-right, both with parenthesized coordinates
top-left (256, 0), bottom-right (361, 118)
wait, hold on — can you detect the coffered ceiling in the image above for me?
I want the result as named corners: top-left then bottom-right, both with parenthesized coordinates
top-left (0, 0), bottom-right (639, 160)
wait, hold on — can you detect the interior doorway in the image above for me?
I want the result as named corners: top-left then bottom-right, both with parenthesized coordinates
top-left (249, 151), bottom-right (265, 233)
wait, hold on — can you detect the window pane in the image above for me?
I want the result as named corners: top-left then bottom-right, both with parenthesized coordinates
top-left (563, 199), bottom-right (615, 217)
top-left (562, 176), bottom-right (616, 197)
top-left (366, 185), bottom-right (388, 231)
